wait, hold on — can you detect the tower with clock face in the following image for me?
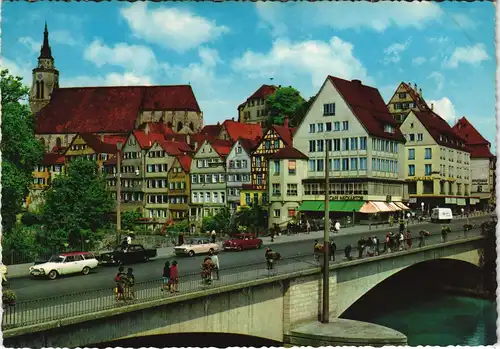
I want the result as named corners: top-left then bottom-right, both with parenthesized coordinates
top-left (30, 22), bottom-right (60, 115)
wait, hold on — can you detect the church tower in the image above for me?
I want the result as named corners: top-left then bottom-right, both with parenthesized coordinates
top-left (30, 22), bottom-right (59, 114)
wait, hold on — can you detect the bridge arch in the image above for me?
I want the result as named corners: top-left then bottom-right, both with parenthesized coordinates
top-left (337, 256), bottom-right (483, 318)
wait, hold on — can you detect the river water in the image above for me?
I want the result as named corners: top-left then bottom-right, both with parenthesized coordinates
top-left (356, 294), bottom-right (497, 346)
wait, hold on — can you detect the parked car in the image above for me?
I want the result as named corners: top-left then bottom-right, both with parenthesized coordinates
top-left (98, 244), bottom-right (157, 265)
top-left (223, 233), bottom-right (263, 251)
top-left (174, 237), bottom-right (219, 257)
top-left (29, 252), bottom-right (99, 280)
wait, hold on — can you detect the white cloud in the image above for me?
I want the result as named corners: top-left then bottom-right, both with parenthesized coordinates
top-left (232, 37), bottom-right (370, 90)
top-left (306, 2), bottom-right (443, 32)
top-left (428, 97), bottom-right (456, 124)
top-left (120, 3), bottom-right (229, 52)
top-left (51, 30), bottom-right (78, 46)
top-left (427, 71), bottom-right (445, 92)
top-left (383, 38), bottom-right (411, 64)
top-left (445, 43), bottom-right (490, 68)
top-left (83, 39), bottom-right (158, 74)
top-left (62, 72), bottom-right (153, 87)
top-left (1, 57), bottom-right (32, 86)
top-left (18, 36), bottom-right (39, 53)
top-left (255, 3), bottom-right (288, 38)
top-left (412, 56), bottom-right (427, 66)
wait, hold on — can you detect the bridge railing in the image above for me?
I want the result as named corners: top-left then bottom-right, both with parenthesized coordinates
top-left (2, 227), bottom-right (485, 330)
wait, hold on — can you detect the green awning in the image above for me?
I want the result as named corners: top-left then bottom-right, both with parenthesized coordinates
top-left (340, 201), bottom-right (364, 212)
top-left (298, 201), bottom-right (323, 212)
top-left (299, 200), bottom-right (364, 212)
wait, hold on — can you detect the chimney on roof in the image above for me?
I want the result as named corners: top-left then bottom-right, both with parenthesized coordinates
top-left (408, 81), bottom-right (411, 87)
top-left (284, 118), bottom-right (289, 128)
top-left (231, 117), bottom-right (234, 121)
top-left (419, 88), bottom-right (422, 97)
top-left (431, 103), bottom-right (434, 111)
top-left (100, 132), bottom-right (104, 142)
top-left (194, 141), bottom-right (198, 149)
top-left (217, 122), bottom-right (220, 126)
top-left (145, 125), bottom-right (149, 135)
top-left (186, 134), bottom-right (191, 145)
top-left (414, 83), bottom-right (417, 91)
top-left (278, 85), bottom-right (281, 88)
top-left (352, 79), bottom-right (362, 86)
top-left (149, 140), bottom-right (152, 147)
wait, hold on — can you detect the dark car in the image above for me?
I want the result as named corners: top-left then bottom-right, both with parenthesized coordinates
top-left (98, 244), bottom-right (157, 265)
top-left (223, 233), bottom-right (263, 251)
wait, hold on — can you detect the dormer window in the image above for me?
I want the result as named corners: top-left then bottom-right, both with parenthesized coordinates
top-left (384, 124), bottom-right (394, 133)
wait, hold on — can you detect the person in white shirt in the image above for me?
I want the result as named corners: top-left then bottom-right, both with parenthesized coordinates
top-left (334, 221), bottom-right (341, 233)
top-left (210, 251), bottom-right (220, 280)
top-left (211, 230), bottom-right (216, 244)
top-left (126, 235), bottom-right (132, 245)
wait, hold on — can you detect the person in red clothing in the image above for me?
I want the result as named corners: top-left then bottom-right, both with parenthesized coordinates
top-left (170, 261), bottom-right (179, 293)
top-left (406, 230), bottom-right (412, 249)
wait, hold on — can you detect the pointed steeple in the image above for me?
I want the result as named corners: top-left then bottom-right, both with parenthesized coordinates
top-left (38, 22), bottom-right (53, 60)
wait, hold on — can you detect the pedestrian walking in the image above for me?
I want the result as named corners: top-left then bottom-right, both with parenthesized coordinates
top-left (334, 220), bottom-right (341, 233)
top-left (114, 266), bottom-right (127, 301)
top-left (170, 261), bottom-right (179, 292)
top-left (211, 230), bottom-right (216, 244)
top-left (399, 231), bottom-right (405, 250)
top-left (329, 240), bottom-right (337, 261)
top-left (418, 231), bottom-right (425, 248)
top-left (201, 256), bottom-right (215, 285)
top-left (374, 236), bottom-right (380, 255)
top-left (406, 231), bottom-right (412, 249)
top-left (161, 261), bottom-right (171, 293)
top-left (399, 216), bottom-right (405, 235)
top-left (441, 225), bottom-right (449, 243)
top-left (357, 237), bottom-right (365, 258)
top-left (306, 220), bottom-right (311, 234)
top-left (211, 251), bottom-right (220, 280)
top-left (265, 248), bottom-right (280, 274)
top-left (313, 240), bottom-right (321, 262)
top-left (125, 268), bottom-right (136, 300)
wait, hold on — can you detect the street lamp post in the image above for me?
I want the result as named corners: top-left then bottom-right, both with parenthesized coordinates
top-left (116, 142), bottom-right (123, 245)
top-left (322, 144), bottom-right (330, 323)
top-left (420, 202), bottom-right (424, 216)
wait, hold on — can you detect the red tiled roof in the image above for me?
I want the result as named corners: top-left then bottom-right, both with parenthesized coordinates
top-left (268, 147), bottom-right (308, 160)
top-left (103, 135), bottom-right (128, 147)
top-left (328, 76), bottom-right (405, 142)
top-left (40, 152), bottom-right (65, 165)
top-left (222, 120), bottom-right (263, 142)
top-left (413, 110), bottom-right (467, 151)
top-left (157, 140), bottom-right (193, 156)
top-left (177, 155), bottom-right (192, 173)
top-left (77, 133), bottom-right (117, 154)
top-left (210, 139), bottom-right (233, 158)
top-left (132, 130), bottom-right (165, 150)
top-left (237, 137), bottom-right (258, 154)
top-left (51, 146), bottom-right (67, 154)
top-left (272, 125), bottom-right (295, 147)
top-left (248, 85), bottom-right (278, 100)
top-left (200, 124), bottom-right (222, 139)
top-left (35, 85), bottom-right (201, 134)
top-left (104, 154), bottom-right (120, 166)
top-left (452, 117), bottom-right (493, 158)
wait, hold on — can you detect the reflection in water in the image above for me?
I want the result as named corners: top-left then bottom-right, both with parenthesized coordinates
top-left (88, 332), bottom-right (283, 348)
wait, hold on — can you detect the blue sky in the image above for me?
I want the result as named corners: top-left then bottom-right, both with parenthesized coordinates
top-left (2, 2), bottom-right (496, 149)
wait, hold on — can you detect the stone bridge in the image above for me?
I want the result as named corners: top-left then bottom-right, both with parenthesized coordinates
top-left (3, 235), bottom-right (485, 348)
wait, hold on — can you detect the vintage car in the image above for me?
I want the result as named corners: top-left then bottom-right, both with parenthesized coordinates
top-left (223, 233), bottom-right (263, 251)
top-left (98, 244), bottom-right (157, 265)
top-left (173, 237), bottom-right (220, 257)
top-left (29, 252), bottom-right (99, 280)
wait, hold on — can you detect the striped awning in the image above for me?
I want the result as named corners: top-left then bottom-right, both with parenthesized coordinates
top-left (394, 202), bottom-right (410, 210)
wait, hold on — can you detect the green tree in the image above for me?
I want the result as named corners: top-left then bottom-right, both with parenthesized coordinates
top-left (41, 158), bottom-right (114, 251)
top-left (121, 210), bottom-right (142, 231)
top-left (1, 69), bottom-right (44, 232)
top-left (235, 203), bottom-right (267, 235)
top-left (291, 95), bottom-right (316, 127)
top-left (201, 216), bottom-right (217, 233)
top-left (266, 86), bottom-right (306, 126)
top-left (166, 220), bottom-right (190, 234)
top-left (2, 225), bottom-right (42, 264)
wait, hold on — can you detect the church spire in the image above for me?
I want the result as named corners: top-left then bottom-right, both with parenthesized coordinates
top-left (38, 22), bottom-right (53, 60)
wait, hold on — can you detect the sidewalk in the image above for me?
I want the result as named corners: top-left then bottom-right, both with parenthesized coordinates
top-left (4, 213), bottom-right (489, 280)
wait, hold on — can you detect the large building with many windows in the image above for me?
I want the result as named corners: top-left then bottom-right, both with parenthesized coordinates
top-left (293, 76), bottom-right (409, 222)
top-left (386, 81), bottom-right (430, 124)
top-left (237, 84), bottom-right (277, 126)
top-left (400, 110), bottom-right (473, 212)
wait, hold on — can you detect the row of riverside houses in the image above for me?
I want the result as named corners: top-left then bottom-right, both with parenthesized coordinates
top-left (28, 24), bottom-right (494, 231)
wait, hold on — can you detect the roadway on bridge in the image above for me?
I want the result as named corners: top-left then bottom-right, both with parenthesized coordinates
top-left (8, 217), bottom-right (485, 303)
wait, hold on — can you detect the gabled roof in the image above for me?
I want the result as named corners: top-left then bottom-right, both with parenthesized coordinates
top-left (400, 82), bottom-right (430, 111)
top-left (222, 120), bottom-right (263, 142)
top-left (177, 155), bottom-right (192, 173)
top-left (248, 85), bottom-right (278, 100)
top-left (131, 130), bottom-right (165, 150)
top-left (268, 147), bottom-right (308, 160)
top-left (210, 139), bottom-right (233, 158)
top-left (272, 124), bottom-right (295, 147)
top-left (328, 76), bottom-right (405, 142)
top-left (75, 133), bottom-right (117, 154)
top-left (103, 135), bottom-right (128, 147)
top-left (452, 117), bottom-right (493, 158)
top-left (157, 140), bottom-right (193, 156)
top-left (237, 137), bottom-right (258, 154)
top-left (412, 110), bottom-right (467, 151)
top-left (40, 152), bottom-right (65, 165)
top-left (35, 85), bottom-right (201, 134)
top-left (200, 124), bottom-right (222, 139)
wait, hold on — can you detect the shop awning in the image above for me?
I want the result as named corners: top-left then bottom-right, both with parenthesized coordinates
top-left (298, 201), bottom-right (323, 212)
top-left (360, 201), bottom-right (380, 214)
top-left (299, 200), bottom-right (364, 212)
top-left (369, 201), bottom-right (397, 212)
top-left (394, 202), bottom-right (410, 210)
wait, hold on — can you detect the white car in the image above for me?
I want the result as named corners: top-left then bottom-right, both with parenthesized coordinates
top-left (29, 252), bottom-right (99, 280)
top-left (174, 237), bottom-right (220, 257)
